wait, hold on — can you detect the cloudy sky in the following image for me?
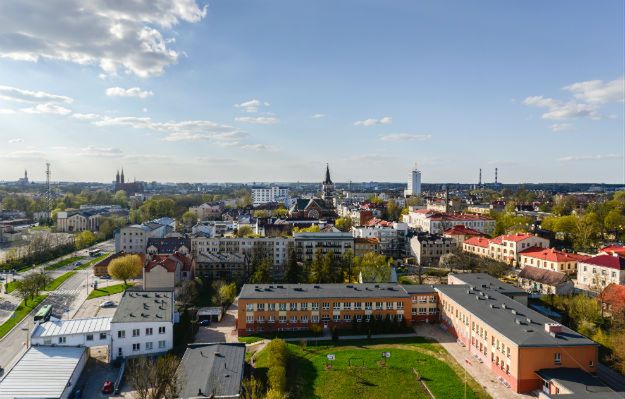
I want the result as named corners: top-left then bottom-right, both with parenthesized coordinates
top-left (0, 0), bottom-right (623, 184)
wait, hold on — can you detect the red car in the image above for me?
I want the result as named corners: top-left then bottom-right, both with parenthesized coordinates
top-left (101, 380), bottom-right (114, 394)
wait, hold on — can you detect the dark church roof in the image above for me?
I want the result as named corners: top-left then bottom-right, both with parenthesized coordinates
top-left (324, 163), bottom-right (333, 184)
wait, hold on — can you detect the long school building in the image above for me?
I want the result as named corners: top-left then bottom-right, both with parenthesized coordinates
top-left (237, 276), bottom-right (599, 394)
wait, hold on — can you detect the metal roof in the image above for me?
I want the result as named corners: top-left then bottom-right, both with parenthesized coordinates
top-left (177, 343), bottom-right (246, 399)
top-left (32, 317), bottom-right (111, 338)
top-left (0, 346), bottom-right (86, 399)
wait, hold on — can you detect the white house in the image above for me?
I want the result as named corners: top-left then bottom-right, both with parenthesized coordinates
top-left (31, 317), bottom-right (112, 348)
top-left (576, 253), bottom-right (625, 292)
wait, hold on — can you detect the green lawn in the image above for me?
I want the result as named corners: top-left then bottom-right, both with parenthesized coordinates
top-left (44, 271), bottom-right (77, 291)
top-left (46, 256), bottom-right (83, 271)
top-left (254, 339), bottom-right (490, 399)
top-left (87, 283), bottom-right (133, 299)
top-left (75, 253), bottom-right (110, 270)
top-left (4, 280), bottom-right (18, 294)
top-left (0, 295), bottom-right (47, 339)
top-left (238, 336), bottom-right (265, 344)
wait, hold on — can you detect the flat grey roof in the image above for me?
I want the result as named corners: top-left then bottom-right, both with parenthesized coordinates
top-left (435, 284), bottom-right (596, 347)
top-left (0, 346), bottom-right (86, 399)
top-left (400, 285), bottom-right (437, 295)
top-left (449, 273), bottom-right (527, 296)
top-left (536, 368), bottom-right (620, 399)
top-left (177, 343), bottom-right (245, 399)
top-left (112, 290), bottom-right (173, 323)
top-left (240, 283), bottom-right (410, 300)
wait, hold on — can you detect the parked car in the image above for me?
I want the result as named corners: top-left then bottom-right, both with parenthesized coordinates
top-left (73, 261), bottom-right (82, 266)
top-left (100, 300), bottom-right (115, 308)
top-left (100, 275), bottom-right (111, 280)
top-left (199, 319), bottom-right (210, 326)
top-left (101, 380), bottom-right (113, 394)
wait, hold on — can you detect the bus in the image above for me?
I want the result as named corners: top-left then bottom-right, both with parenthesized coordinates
top-left (34, 304), bottom-right (52, 322)
top-left (88, 248), bottom-right (102, 257)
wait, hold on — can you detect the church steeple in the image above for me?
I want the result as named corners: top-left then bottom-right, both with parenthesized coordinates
top-left (324, 163), bottom-right (333, 185)
top-left (121, 168), bottom-right (125, 184)
top-left (116, 170), bottom-right (120, 185)
top-left (321, 163), bottom-right (335, 204)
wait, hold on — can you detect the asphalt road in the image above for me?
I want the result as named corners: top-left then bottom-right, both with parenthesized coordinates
top-left (0, 240), bottom-right (114, 372)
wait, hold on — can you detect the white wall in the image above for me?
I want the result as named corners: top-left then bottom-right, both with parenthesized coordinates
top-left (110, 321), bottom-right (173, 360)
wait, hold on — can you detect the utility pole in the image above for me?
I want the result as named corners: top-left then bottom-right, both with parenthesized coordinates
top-left (45, 163), bottom-right (52, 218)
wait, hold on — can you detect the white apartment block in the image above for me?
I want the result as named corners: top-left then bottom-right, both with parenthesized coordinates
top-left (576, 253), bottom-right (625, 292)
top-left (403, 207), bottom-right (495, 235)
top-left (251, 186), bottom-right (290, 206)
top-left (293, 232), bottom-right (354, 262)
top-left (192, 236), bottom-right (293, 267)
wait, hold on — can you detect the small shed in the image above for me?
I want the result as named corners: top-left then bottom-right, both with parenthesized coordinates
top-left (197, 307), bottom-right (223, 322)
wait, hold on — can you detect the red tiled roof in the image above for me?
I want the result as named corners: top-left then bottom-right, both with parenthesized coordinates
top-left (429, 213), bottom-right (493, 222)
top-left (366, 218), bottom-right (393, 227)
top-left (355, 237), bottom-right (381, 245)
top-left (443, 225), bottom-right (483, 236)
top-left (519, 266), bottom-right (569, 286)
top-left (519, 247), bottom-right (588, 263)
top-left (464, 236), bottom-right (491, 248)
top-left (600, 245), bottom-right (625, 257)
top-left (145, 254), bottom-right (179, 273)
top-left (599, 283), bottom-right (625, 313)
top-left (581, 254), bottom-right (625, 270)
top-left (171, 252), bottom-right (194, 272)
top-left (498, 233), bottom-right (535, 242)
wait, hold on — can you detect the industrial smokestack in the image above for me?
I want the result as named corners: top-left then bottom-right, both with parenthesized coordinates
top-left (495, 168), bottom-right (498, 184)
top-left (479, 168), bottom-right (482, 187)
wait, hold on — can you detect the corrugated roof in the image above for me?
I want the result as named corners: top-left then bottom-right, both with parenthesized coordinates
top-left (32, 317), bottom-right (111, 338)
top-left (0, 346), bottom-right (86, 399)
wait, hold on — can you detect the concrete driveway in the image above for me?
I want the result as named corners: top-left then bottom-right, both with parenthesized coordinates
top-left (194, 301), bottom-right (238, 343)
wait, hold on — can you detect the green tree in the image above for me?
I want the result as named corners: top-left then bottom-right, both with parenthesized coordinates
top-left (250, 258), bottom-right (272, 283)
top-left (108, 254), bottom-right (143, 284)
top-left (354, 252), bottom-right (391, 282)
top-left (235, 225), bottom-right (254, 237)
top-left (75, 230), bottom-right (96, 249)
top-left (334, 217), bottom-right (353, 232)
top-left (284, 248), bottom-right (302, 283)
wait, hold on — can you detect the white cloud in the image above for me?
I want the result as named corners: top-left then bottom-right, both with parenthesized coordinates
top-left (241, 144), bottom-right (277, 151)
top-left (0, 1), bottom-right (207, 77)
top-left (72, 113), bottom-right (101, 121)
top-left (0, 150), bottom-right (46, 160)
top-left (348, 154), bottom-right (391, 162)
top-left (106, 87), bottom-right (154, 99)
top-left (354, 116), bottom-right (392, 126)
top-left (311, 113), bottom-right (326, 119)
top-left (550, 123), bottom-right (572, 132)
top-left (235, 99), bottom-right (270, 113)
top-left (380, 133), bottom-right (431, 142)
top-left (21, 103), bottom-right (72, 115)
top-left (0, 84), bottom-right (73, 104)
top-left (522, 96), bottom-right (599, 120)
top-left (7, 138), bottom-right (22, 143)
top-left (76, 145), bottom-right (123, 157)
top-left (558, 154), bottom-right (623, 162)
top-left (0, 108), bottom-right (16, 114)
top-left (235, 116), bottom-right (280, 125)
top-left (564, 78), bottom-right (624, 104)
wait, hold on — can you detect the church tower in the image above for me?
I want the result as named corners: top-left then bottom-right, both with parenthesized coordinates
top-left (321, 163), bottom-right (335, 205)
top-left (116, 170), bottom-right (120, 185)
top-left (121, 168), bottom-right (125, 184)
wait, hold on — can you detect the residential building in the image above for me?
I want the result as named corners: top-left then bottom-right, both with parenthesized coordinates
top-left (404, 163), bottom-right (421, 197)
top-left (188, 202), bottom-right (225, 220)
top-left (354, 237), bottom-right (381, 256)
top-left (192, 220), bottom-right (236, 237)
top-left (518, 266), bottom-right (574, 295)
top-left (403, 208), bottom-right (495, 235)
top-left (146, 236), bottom-right (191, 255)
top-left (194, 252), bottom-right (247, 279)
top-left (251, 186), bottom-right (290, 206)
top-left (577, 253), bottom-right (625, 292)
top-left (115, 219), bottom-right (175, 253)
top-left (518, 247), bottom-right (585, 275)
top-left (352, 220), bottom-right (408, 258)
top-left (293, 231), bottom-right (354, 262)
top-left (177, 343), bottom-right (246, 399)
top-left (143, 252), bottom-right (194, 290)
top-left (409, 233), bottom-right (455, 266)
top-left (110, 290), bottom-right (175, 360)
top-left (462, 233), bottom-right (550, 266)
top-left (0, 346), bottom-right (88, 399)
top-left (56, 206), bottom-right (129, 233)
top-left (443, 225), bottom-right (483, 248)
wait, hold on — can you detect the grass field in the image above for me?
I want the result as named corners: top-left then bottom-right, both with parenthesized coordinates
top-left (87, 283), bottom-right (133, 299)
top-left (0, 295), bottom-right (47, 339)
top-left (238, 336), bottom-right (265, 344)
top-left (44, 271), bottom-right (77, 291)
top-left (254, 338), bottom-right (490, 399)
top-left (75, 253), bottom-right (110, 270)
top-left (46, 256), bottom-right (83, 271)
top-left (4, 280), bottom-right (18, 294)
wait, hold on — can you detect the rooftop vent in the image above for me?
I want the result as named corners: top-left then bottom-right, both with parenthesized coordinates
top-left (374, 284), bottom-right (380, 288)
top-left (526, 318), bottom-right (532, 324)
top-left (501, 304), bottom-right (507, 309)
top-left (277, 285), bottom-right (284, 289)
top-left (489, 304), bottom-right (494, 309)
top-left (515, 319), bottom-right (522, 325)
top-left (314, 285), bottom-right (320, 289)
top-left (466, 290), bottom-right (472, 294)
top-left (346, 285), bottom-right (353, 288)
top-left (475, 296), bottom-right (481, 301)
top-left (511, 309), bottom-right (517, 315)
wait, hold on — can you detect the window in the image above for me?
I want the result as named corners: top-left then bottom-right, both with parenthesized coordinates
top-left (86, 334), bottom-right (93, 341)
top-left (386, 302), bottom-right (394, 309)
top-left (333, 315), bottom-right (340, 322)
top-left (312, 303), bottom-right (319, 310)
top-left (268, 303), bottom-right (276, 311)
top-left (397, 301), bottom-right (404, 309)
top-left (322, 302), bottom-right (330, 310)
top-left (268, 316), bottom-right (275, 323)
top-left (375, 302), bottom-right (382, 310)
top-left (354, 302), bottom-right (362, 310)
top-left (257, 303), bottom-right (265, 311)
top-left (118, 330), bottom-right (125, 339)
top-left (146, 342), bottom-right (153, 350)
top-left (159, 340), bottom-right (166, 349)
top-left (343, 302), bottom-right (351, 309)
top-left (279, 316), bottom-right (286, 324)
top-left (257, 315), bottom-right (265, 323)
top-left (290, 316), bottom-right (297, 323)
top-left (312, 315), bottom-right (319, 323)
top-left (100, 333), bottom-right (107, 340)
top-left (301, 303), bottom-right (308, 311)
top-left (301, 315), bottom-right (308, 323)
top-left (159, 326), bottom-right (166, 334)
top-left (146, 328), bottom-right (153, 336)
top-left (132, 329), bottom-right (140, 337)
top-left (365, 302), bottom-right (372, 310)
top-left (246, 315), bottom-right (253, 323)
top-left (58, 336), bottom-right (66, 344)
top-left (589, 360), bottom-right (594, 367)
top-left (554, 353), bottom-right (561, 364)
top-left (279, 303), bottom-right (287, 311)
top-left (290, 303), bottom-right (297, 311)
top-left (344, 314), bottom-right (351, 321)
top-left (333, 302), bottom-right (340, 310)
top-left (132, 343), bottom-right (140, 352)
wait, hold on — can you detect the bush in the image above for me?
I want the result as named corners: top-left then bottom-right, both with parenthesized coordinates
top-left (310, 324), bottom-right (323, 336)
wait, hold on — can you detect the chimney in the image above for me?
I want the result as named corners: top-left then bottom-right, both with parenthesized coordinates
top-left (545, 323), bottom-right (562, 334)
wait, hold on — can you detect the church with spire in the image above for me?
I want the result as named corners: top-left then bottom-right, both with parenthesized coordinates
top-left (288, 164), bottom-right (338, 220)
top-left (113, 168), bottom-right (144, 195)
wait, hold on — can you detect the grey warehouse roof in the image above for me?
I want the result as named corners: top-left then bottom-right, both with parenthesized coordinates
top-left (0, 346), bottom-right (86, 399)
top-left (32, 317), bottom-right (111, 338)
top-left (435, 284), bottom-right (596, 347)
top-left (535, 368), bottom-right (620, 399)
top-left (177, 343), bottom-right (245, 399)
top-left (240, 283), bottom-right (414, 300)
top-left (112, 290), bottom-right (173, 323)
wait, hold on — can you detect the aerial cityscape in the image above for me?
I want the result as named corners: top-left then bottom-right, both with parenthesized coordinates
top-left (0, 1), bottom-right (624, 399)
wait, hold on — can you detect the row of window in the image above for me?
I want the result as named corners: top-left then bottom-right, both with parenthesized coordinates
top-left (130, 340), bottom-right (167, 352)
top-left (246, 313), bottom-right (404, 324)
top-left (246, 301), bottom-right (405, 312)
top-left (117, 326), bottom-right (166, 339)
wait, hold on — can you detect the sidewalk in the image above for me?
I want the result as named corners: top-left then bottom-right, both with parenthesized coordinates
top-left (282, 332), bottom-right (419, 342)
top-left (416, 323), bottom-right (532, 399)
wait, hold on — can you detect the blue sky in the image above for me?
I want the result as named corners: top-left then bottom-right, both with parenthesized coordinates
top-left (0, 0), bottom-right (623, 184)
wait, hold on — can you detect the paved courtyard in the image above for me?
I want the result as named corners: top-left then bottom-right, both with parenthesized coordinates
top-left (193, 300), bottom-right (238, 343)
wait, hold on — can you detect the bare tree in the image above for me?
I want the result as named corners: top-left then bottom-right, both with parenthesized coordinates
top-left (127, 357), bottom-right (151, 399)
top-left (127, 355), bottom-right (183, 399)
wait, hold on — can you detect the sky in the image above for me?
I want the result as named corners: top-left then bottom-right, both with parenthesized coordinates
top-left (0, 0), bottom-right (623, 184)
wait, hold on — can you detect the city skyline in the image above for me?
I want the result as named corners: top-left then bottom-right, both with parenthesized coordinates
top-left (0, 1), bottom-right (624, 184)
